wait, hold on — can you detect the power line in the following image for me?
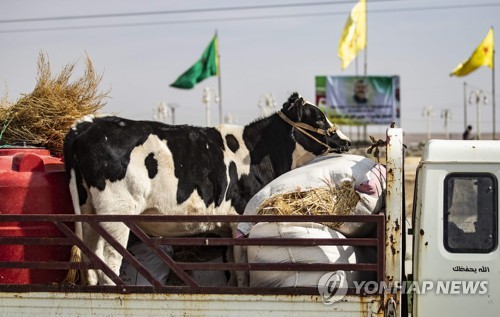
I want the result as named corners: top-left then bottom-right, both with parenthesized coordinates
top-left (372, 3), bottom-right (500, 13)
top-left (0, 0), bottom-right (401, 24)
top-left (0, 12), bottom-right (347, 33)
top-left (0, 3), bottom-right (498, 34)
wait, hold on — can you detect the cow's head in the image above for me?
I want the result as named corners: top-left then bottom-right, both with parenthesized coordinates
top-left (279, 92), bottom-right (351, 154)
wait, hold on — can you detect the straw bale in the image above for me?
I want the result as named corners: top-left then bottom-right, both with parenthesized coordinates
top-left (256, 180), bottom-right (360, 230)
top-left (0, 88), bottom-right (13, 138)
top-left (0, 52), bottom-right (109, 155)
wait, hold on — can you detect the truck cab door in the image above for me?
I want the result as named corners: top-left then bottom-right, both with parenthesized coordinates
top-left (413, 165), bottom-right (499, 316)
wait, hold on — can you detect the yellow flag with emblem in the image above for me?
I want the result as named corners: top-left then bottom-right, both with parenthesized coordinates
top-left (338, 0), bottom-right (366, 70)
top-left (451, 28), bottom-right (494, 77)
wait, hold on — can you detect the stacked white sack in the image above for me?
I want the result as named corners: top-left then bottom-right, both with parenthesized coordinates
top-left (238, 154), bottom-right (386, 237)
top-left (247, 222), bottom-right (356, 288)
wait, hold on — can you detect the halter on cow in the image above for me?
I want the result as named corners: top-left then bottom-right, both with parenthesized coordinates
top-left (63, 92), bottom-right (351, 285)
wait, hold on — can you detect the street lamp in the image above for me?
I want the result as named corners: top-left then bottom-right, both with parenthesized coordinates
top-left (153, 102), bottom-right (169, 123)
top-left (441, 109), bottom-right (452, 140)
top-left (469, 90), bottom-right (488, 140)
top-left (224, 113), bottom-right (238, 124)
top-left (203, 87), bottom-right (219, 127)
top-left (422, 106), bottom-right (434, 139)
top-left (167, 103), bottom-right (179, 125)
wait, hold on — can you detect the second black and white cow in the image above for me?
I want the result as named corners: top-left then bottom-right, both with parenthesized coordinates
top-left (64, 92), bottom-right (351, 285)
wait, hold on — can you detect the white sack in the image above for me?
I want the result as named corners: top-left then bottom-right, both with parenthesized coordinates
top-left (238, 154), bottom-right (386, 237)
top-left (247, 222), bottom-right (356, 288)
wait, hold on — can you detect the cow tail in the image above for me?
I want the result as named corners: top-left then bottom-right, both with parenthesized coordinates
top-left (63, 125), bottom-right (84, 284)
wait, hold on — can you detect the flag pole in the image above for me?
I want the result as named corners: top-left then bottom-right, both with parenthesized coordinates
top-left (492, 26), bottom-right (496, 139)
top-left (215, 30), bottom-right (223, 125)
top-left (355, 25), bottom-right (359, 76)
top-left (363, 0), bottom-right (367, 140)
top-left (363, 0), bottom-right (367, 76)
top-left (464, 81), bottom-right (468, 130)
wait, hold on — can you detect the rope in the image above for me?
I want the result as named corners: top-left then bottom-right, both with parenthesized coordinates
top-left (277, 110), bottom-right (394, 159)
top-left (385, 296), bottom-right (398, 317)
top-left (366, 135), bottom-right (387, 159)
top-left (277, 111), bottom-right (334, 154)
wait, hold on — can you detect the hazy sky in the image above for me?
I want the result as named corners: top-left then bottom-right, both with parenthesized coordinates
top-left (1, 0), bottom-right (499, 137)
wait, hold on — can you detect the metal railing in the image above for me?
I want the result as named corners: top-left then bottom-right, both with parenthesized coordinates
top-left (0, 214), bottom-right (385, 295)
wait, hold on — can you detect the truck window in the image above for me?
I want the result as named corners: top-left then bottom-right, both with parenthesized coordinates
top-left (444, 173), bottom-right (497, 253)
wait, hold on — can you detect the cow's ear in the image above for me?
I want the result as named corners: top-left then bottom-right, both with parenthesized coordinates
top-left (282, 92), bottom-right (299, 110)
top-left (286, 92), bottom-right (300, 107)
top-left (282, 92), bottom-right (304, 120)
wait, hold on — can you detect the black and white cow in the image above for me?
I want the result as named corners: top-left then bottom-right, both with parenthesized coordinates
top-left (64, 92), bottom-right (351, 285)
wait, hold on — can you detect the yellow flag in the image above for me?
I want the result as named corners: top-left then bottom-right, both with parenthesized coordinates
top-left (338, 0), bottom-right (367, 70)
top-left (451, 28), bottom-right (494, 77)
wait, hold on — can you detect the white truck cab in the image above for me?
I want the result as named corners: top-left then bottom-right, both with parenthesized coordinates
top-left (412, 140), bottom-right (499, 316)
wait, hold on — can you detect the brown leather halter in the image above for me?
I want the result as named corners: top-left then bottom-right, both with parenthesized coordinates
top-left (277, 110), bottom-right (338, 154)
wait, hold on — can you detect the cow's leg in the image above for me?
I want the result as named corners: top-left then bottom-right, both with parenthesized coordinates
top-left (80, 218), bottom-right (127, 286)
top-left (86, 181), bottom-right (145, 285)
top-left (81, 222), bottom-right (100, 285)
top-left (94, 222), bottom-right (130, 285)
top-left (77, 199), bottom-right (102, 285)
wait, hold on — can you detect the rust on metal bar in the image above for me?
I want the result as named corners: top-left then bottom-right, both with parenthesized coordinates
top-left (0, 237), bottom-right (70, 245)
top-left (0, 261), bottom-right (85, 270)
top-left (157, 237), bottom-right (379, 246)
top-left (176, 262), bottom-right (378, 271)
top-left (0, 214), bottom-right (382, 223)
top-left (377, 212), bottom-right (386, 282)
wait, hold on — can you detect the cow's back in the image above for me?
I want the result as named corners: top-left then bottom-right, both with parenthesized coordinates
top-left (65, 116), bottom-right (244, 236)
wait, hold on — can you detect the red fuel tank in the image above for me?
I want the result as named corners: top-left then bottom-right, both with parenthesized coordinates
top-left (0, 147), bottom-right (74, 284)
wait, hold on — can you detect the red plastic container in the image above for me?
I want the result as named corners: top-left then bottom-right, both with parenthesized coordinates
top-left (0, 147), bottom-right (74, 284)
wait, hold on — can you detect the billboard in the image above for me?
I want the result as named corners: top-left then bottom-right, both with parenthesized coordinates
top-left (315, 75), bottom-right (400, 125)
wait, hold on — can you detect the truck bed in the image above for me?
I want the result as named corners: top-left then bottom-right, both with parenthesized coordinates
top-left (0, 214), bottom-right (386, 316)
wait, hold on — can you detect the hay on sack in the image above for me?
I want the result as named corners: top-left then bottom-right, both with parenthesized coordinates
top-left (0, 52), bottom-right (109, 155)
top-left (257, 180), bottom-right (360, 230)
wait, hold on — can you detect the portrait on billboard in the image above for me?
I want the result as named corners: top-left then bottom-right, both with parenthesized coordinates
top-left (315, 76), bottom-right (400, 125)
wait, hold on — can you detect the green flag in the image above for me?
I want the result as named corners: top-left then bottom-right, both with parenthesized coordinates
top-left (170, 35), bottom-right (218, 89)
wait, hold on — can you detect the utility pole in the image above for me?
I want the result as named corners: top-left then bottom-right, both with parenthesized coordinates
top-left (469, 90), bottom-right (488, 140)
top-left (463, 82), bottom-right (467, 130)
top-left (167, 103), bottom-right (179, 125)
top-left (422, 106), bottom-right (434, 139)
top-left (441, 109), bottom-right (452, 139)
